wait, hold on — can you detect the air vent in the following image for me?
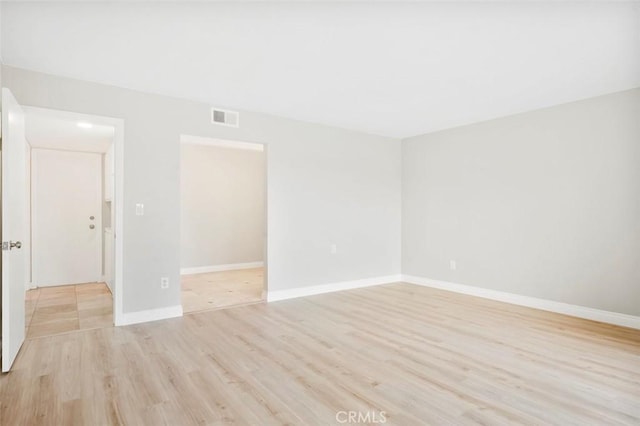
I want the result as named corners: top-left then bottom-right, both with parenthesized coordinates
top-left (211, 107), bottom-right (239, 128)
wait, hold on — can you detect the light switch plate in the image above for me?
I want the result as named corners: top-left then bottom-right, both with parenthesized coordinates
top-left (135, 203), bottom-right (144, 216)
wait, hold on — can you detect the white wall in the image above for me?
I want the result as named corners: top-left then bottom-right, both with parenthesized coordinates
top-left (402, 88), bottom-right (640, 316)
top-left (9, 64), bottom-right (636, 320)
top-left (2, 65), bottom-right (402, 315)
top-left (181, 143), bottom-right (265, 269)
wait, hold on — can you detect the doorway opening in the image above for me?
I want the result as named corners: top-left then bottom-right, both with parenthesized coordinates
top-left (179, 135), bottom-right (267, 313)
top-left (23, 107), bottom-right (123, 338)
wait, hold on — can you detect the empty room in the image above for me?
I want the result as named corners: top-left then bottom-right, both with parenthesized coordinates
top-left (180, 136), bottom-right (266, 313)
top-left (0, 2), bottom-right (638, 425)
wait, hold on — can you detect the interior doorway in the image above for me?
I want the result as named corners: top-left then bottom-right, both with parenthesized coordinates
top-left (179, 135), bottom-right (267, 313)
top-left (1, 92), bottom-right (124, 371)
top-left (23, 107), bottom-right (118, 338)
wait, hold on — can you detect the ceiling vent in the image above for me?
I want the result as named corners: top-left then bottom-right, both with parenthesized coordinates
top-left (211, 107), bottom-right (239, 128)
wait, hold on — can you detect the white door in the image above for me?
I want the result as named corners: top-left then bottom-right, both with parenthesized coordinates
top-left (32, 149), bottom-right (102, 287)
top-left (2, 88), bottom-right (28, 372)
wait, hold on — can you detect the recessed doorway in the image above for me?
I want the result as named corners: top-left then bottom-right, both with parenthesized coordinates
top-left (179, 135), bottom-right (267, 313)
top-left (22, 106), bottom-right (122, 338)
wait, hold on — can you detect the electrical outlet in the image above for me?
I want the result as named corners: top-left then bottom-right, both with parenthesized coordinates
top-left (450, 260), bottom-right (457, 271)
top-left (136, 203), bottom-right (144, 216)
top-left (160, 277), bottom-right (169, 289)
top-left (330, 244), bottom-right (337, 254)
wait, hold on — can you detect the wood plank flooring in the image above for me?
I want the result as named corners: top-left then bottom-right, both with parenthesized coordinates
top-left (2, 282), bottom-right (639, 425)
top-left (25, 283), bottom-right (113, 339)
top-left (181, 267), bottom-right (264, 313)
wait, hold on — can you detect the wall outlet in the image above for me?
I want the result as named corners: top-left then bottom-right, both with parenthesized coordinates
top-left (135, 203), bottom-right (144, 216)
top-left (160, 277), bottom-right (169, 289)
top-left (450, 260), bottom-right (457, 271)
top-left (330, 244), bottom-right (337, 254)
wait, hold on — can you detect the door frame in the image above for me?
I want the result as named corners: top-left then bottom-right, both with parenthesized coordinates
top-left (22, 106), bottom-right (125, 326)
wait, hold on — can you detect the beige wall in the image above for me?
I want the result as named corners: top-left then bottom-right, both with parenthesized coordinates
top-left (402, 88), bottom-right (640, 316)
top-left (181, 143), bottom-right (265, 269)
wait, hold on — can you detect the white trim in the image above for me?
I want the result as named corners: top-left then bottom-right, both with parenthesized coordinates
top-left (180, 134), bottom-right (262, 151)
top-left (113, 117), bottom-right (124, 327)
top-left (25, 139), bottom-right (32, 291)
top-left (402, 275), bottom-right (640, 330)
top-left (267, 275), bottom-right (401, 302)
top-left (119, 305), bottom-right (183, 326)
top-left (181, 261), bottom-right (264, 275)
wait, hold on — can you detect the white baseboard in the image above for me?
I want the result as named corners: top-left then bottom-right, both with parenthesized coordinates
top-left (117, 304), bottom-right (183, 326)
top-left (268, 274), bottom-right (402, 302)
top-left (402, 275), bottom-right (640, 330)
top-left (181, 261), bottom-right (264, 275)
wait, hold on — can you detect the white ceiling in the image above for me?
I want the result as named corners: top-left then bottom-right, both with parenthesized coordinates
top-left (24, 107), bottom-right (114, 153)
top-left (3, 2), bottom-right (640, 138)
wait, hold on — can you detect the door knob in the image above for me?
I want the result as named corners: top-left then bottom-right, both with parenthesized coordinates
top-left (89, 216), bottom-right (95, 220)
top-left (89, 224), bottom-right (95, 230)
top-left (2, 241), bottom-right (22, 250)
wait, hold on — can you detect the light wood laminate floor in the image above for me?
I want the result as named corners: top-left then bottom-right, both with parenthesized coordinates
top-left (25, 283), bottom-right (113, 339)
top-left (181, 267), bottom-right (264, 313)
top-left (3, 283), bottom-right (639, 425)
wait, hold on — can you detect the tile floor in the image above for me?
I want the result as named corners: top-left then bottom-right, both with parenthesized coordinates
top-left (25, 282), bottom-right (113, 339)
top-left (23, 269), bottom-right (262, 339)
top-left (181, 267), bottom-right (264, 313)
